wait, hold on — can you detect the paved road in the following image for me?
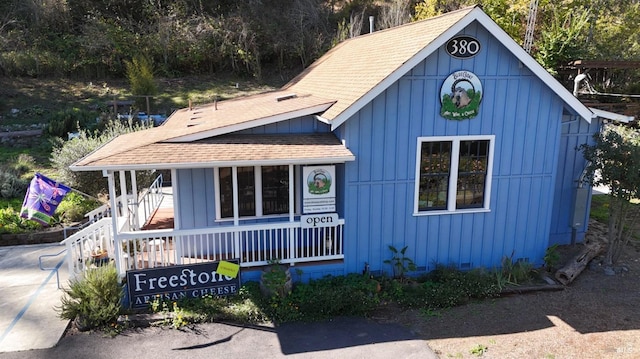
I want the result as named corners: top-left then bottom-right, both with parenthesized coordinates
top-left (0, 244), bottom-right (438, 358)
top-left (1, 317), bottom-right (435, 359)
top-left (0, 244), bottom-right (70, 353)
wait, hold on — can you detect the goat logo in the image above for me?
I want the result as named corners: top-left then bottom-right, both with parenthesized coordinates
top-left (440, 71), bottom-right (483, 120)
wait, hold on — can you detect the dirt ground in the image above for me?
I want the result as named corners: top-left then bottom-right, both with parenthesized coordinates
top-left (372, 220), bottom-right (640, 359)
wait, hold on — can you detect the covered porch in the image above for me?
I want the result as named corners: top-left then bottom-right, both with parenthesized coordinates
top-left (63, 173), bottom-right (345, 278)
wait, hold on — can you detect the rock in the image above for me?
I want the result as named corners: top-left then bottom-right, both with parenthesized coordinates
top-left (541, 274), bottom-right (557, 285)
top-left (603, 266), bottom-right (616, 276)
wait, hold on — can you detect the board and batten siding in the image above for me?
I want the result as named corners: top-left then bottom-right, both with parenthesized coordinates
top-left (549, 115), bottom-right (601, 245)
top-left (174, 115), bottom-right (331, 230)
top-left (336, 22), bottom-right (568, 275)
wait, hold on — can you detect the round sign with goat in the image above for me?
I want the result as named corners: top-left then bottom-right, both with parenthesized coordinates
top-left (440, 70), bottom-right (483, 120)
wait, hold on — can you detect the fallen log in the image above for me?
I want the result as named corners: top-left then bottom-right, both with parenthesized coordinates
top-left (555, 242), bottom-right (604, 285)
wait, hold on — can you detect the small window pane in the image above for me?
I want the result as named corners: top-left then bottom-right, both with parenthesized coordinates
top-left (237, 167), bottom-right (256, 216)
top-left (418, 141), bottom-right (452, 211)
top-left (219, 167), bottom-right (233, 218)
top-left (456, 140), bottom-right (489, 208)
top-left (262, 166), bottom-right (289, 215)
top-left (219, 167), bottom-right (255, 218)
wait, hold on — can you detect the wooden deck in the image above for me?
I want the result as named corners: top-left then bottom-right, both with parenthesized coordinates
top-left (142, 207), bottom-right (174, 230)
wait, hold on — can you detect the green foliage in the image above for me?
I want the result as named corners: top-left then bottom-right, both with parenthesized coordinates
top-left (150, 283), bottom-right (269, 327)
top-left (534, 5), bottom-right (590, 74)
top-left (497, 254), bottom-right (536, 288)
top-left (265, 274), bottom-right (380, 322)
top-left (419, 266), bottom-right (499, 309)
top-left (0, 152), bottom-right (35, 200)
top-left (381, 265), bottom-right (499, 310)
top-left (543, 244), bottom-right (560, 271)
top-left (0, 207), bottom-right (43, 234)
top-left (57, 264), bottom-right (123, 330)
top-left (125, 55), bottom-right (158, 110)
top-left (50, 120), bottom-right (152, 196)
top-left (470, 343), bottom-right (489, 356)
top-left (44, 108), bottom-right (99, 138)
top-left (150, 300), bottom-right (189, 329)
top-left (0, 167), bottom-right (28, 199)
top-left (54, 192), bottom-right (101, 224)
top-left (580, 124), bottom-right (640, 264)
top-left (589, 194), bottom-right (609, 223)
top-left (383, 245), bottom-right (417, 279)
top-left (260, 259), bottom-right (292, 298)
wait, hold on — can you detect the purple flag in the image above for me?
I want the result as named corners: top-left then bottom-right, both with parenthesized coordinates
top-left (20, 173), bottom-right (71, 225)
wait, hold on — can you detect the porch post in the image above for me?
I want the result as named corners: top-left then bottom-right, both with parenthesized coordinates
top-left (171, 169), bottom-right (182, 265)
top-left (288, 164), bottom-right (295, 262)
top-left (129, 170), bottom-right (139, 230)
top-left (118, 170), bottom-right (128, 219)
top-left (105, 170), bottom-right (122, 275)
top-left (289, 164), bottom-right (294, 222)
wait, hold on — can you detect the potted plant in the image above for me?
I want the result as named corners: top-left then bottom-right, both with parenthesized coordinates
top-left (259, 258), bottom-right (292, 298)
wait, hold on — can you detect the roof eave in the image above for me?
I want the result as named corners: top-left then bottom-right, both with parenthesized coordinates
top-left (589, 107), bottom-right (635, 123)
top-left (69, 155), bottom-right (356, 172)
top-left (329, 7), bottom-right (596, 129)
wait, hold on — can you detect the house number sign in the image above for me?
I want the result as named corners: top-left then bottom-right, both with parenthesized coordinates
top-left (446, 36), bottom-right (481, 59)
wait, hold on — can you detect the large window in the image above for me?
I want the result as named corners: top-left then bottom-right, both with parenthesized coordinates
top-left (414, 135), bottom-right (494, 214)
top-left (217, 165), bottom-right (294, 219)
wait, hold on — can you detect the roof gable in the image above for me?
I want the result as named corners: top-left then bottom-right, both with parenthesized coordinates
top-left (284, 6), bottom-right (594, 129)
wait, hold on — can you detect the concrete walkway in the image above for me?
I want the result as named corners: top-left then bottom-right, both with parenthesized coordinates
top-left (0, 243), bottom-right (70, 353)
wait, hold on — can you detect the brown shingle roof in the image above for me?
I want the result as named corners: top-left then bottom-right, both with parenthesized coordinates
top-left (73, 8), bottom-right (475, 170)
top-left (72, 133), bottom-right (354, 170)
top-left (284, 6), bottom-right (475, 121)
top-left (73, 91), bottom-right (335, 168)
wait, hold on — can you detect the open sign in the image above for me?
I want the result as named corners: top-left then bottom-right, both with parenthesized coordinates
top-left (301, 213), bottom-right (339, 228)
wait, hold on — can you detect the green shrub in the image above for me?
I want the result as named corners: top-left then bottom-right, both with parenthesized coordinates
top-left (55, 192), bottom-right (102, 224)
top-left (0, 168), bottom-right (28, 199)
top-left (0, 207), bottom-right (43, 234)
top-left (389, 265), bottom-right (499, 311)
top-left (125, 55), bottom-right (158, 109)
top-left (11, 154), bottom-right (36, 174)
top-left (498, 255), bottom-right (536, 286)
top-left (266, 274), bottom-right (380, 322)
top-left (155, 283), bottom-right (268, 327)
top-left (57, 264), bottom-right (123, 330)
top-left (44, 108), bottom-right (99, 138)
top-left (50, 120), bottom-right (153, 196)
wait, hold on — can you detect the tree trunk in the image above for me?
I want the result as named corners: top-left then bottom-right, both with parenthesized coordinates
top-left (555, 243), bottom-right (604, 285)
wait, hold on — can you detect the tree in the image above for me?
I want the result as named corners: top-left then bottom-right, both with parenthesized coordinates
top-left (580, 124), bottom-right (640, 265)
top-left (50, 120), bottom-right (152, 197)
top-left (533, 2), bottom-right (590, 74)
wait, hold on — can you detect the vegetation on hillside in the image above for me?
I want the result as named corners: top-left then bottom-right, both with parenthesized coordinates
top-left (1, 0), bottom-right (639, 88)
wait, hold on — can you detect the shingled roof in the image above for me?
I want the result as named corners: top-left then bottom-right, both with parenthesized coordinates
top-left (72, 5), bottom-right (599, 171)
top-left (284, 6), bottom-right (474, 123)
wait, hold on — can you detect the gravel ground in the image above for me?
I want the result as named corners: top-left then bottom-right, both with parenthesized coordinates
top-left (372, 220), bottom-right (640, 359)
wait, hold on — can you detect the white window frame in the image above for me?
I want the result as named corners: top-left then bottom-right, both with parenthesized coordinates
top-left (413, 135), bottom-right (495, 216)
top-left (214, 165), bottom-right (300, 221)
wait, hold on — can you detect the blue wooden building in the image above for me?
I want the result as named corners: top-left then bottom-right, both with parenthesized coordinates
top-left (72, 6), bottom-right (631, 281)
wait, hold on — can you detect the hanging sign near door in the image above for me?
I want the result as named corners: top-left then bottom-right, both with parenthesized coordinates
top-left (302, 165), bottom-right (335, 213)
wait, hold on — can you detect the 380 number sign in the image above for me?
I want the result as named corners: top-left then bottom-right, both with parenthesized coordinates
top-left (446, 36), bottom-right (481, 59)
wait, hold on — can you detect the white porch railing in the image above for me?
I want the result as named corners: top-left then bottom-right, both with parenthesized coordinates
top-left (61, 217), bottom-right (129, 277)
top-left (114, 220), bottom-right (344, 274)
top-left (63, 218), bottom-right (344, 278)
top-left (82, 174), bottom-right (164, 228)
top-left (136, 174), bottom-right (164, 228)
